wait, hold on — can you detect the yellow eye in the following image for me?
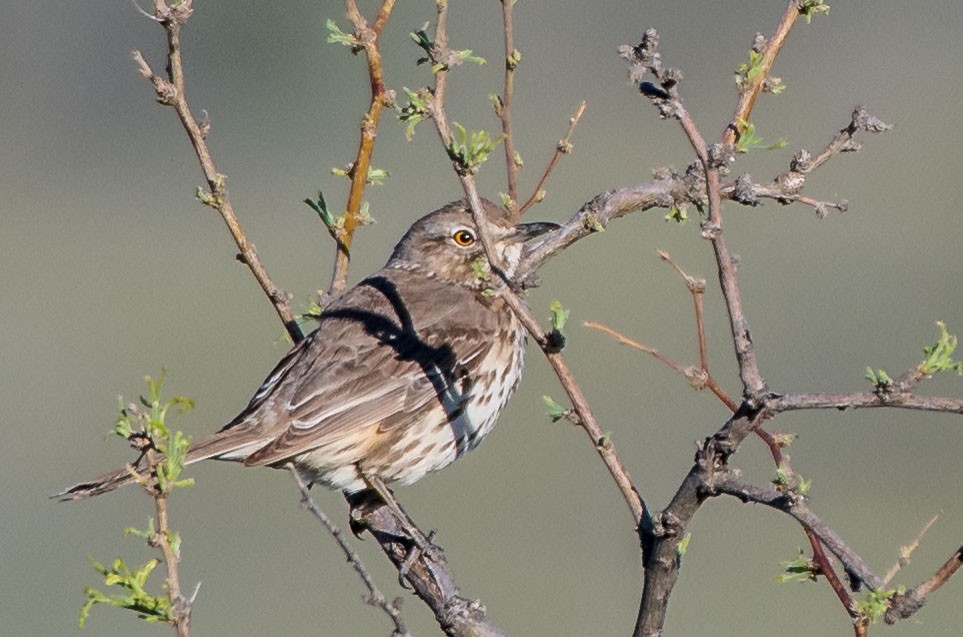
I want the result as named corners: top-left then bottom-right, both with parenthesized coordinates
top-left (452, 228), bottom-right (476, 247)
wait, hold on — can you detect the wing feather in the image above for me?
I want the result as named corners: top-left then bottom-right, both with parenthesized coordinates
top-left (228, 270), bottom-right (500, 467)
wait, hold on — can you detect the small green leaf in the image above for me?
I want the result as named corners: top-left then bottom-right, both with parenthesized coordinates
top-left (665, 204), bottom-right (688, 223)
top-left (549, 301), bottom-right (570, 333)
top-left (304, 191), bottom-right (337, 229)
top-left (80, 556), bottom-right (172, 627)
top-left (470, 257), bottom-right (491, 280)
top-left (410, 22), bottom-right (433, 55)
top-left (582, 214), bottom-right (605, 233)
top-left (543, 395), bottom-right (570, 423)
top-left (506, 48), bottom-right (522, 70)
top-left (798, 0), bottom-right (831, 23)
top-left (855, 587), bottom-right (902, 623)
top-left (398, 87), bottom-right (431, 139)
top-left (325, 18), bottom-right (359, 48)
top-left (676, 532), bottom-right (691, 557)
top-left (865, 366), bottom-right (893, 389)
top-left (734, 119), bottom-right (787, 153)
top-left (446, 123), bottom-right (505, 175)
top-left (776, 549), bottom-right (818, 583)
top-left (919, 321), bottom-right (963, 376)
top-left (365, 167), bottom-right (390, 186)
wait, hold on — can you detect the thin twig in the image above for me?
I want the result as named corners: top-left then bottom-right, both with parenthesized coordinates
top-left (770, 391), bottom-right (963, 415)
top-left (287, 466), bottom-right (410, 637)
top-left (424, 5), bottom-right (646, 528)
top-left (804, 527), bottom-right (858, 618)
top-left (883, 514), bottom-right (940, 586)
top-left (657, 251), bottom-right (710, 370)
top-left (496, 0), bottom-right (519, 210)
top-left (713, 475), bottom-right (884, 590)
top-left (517, 101), bottom-right (587, 216)
top-left (724, 107), bottom-right (889, 217)
top-left (152, 490), bottom-right (191, 637)
top-left (140, 443), bottom-right (192, 637)
top-left (723, 0), bottom-right (801, 144)
top-left (134, 2), bottom-right (301, 342)
top-left (583, 320), bottom-right (737, 411)
top-left (885, 546), bottom-right (963, 624)
top-left (330, 0), bottom-right (397, 296)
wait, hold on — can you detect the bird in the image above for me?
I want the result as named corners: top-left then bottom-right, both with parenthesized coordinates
top-left (56, 199), bottom-right (557, 506)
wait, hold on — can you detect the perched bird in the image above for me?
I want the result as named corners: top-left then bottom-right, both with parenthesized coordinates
top-left (56, 199), bottom-right (557, 502)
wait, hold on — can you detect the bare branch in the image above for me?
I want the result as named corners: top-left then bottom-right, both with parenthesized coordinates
top-left (885, 546), bottom-right (963, 625)
top-left (770, 391), bottom-right (963, 415)
top-left (622, 28), bottom-right (767, 399)
top-left (712, 475), bottom-right (884, 590)
top-left (287, 467), bottom-right (410, 637)
top-left (883, 514), bottom-right (940, 586)
top-left (517, 101), bottom-right (587, 216)
top-left (133, 3), bottom-right (301, 342)
top-left (349, 494), bottom-right (509, 637)
top-left (496, 0), bottom-right (519, 209)
top-left (804, 526), bottom-right (859, 619)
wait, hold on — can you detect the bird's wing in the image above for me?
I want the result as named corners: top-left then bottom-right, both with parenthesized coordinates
top-left (232, 272), bottom-right (498, 467)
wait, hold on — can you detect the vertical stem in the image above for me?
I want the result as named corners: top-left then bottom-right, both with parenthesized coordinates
top-left (331, 0), bottom-right (397, 295)
top-left (498, 0), bottom-right (519, 212)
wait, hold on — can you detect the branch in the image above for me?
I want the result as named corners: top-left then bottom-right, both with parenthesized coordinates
top-left (287, 467), bottom-right (410, 637)
top-left (496, 0), bottom-right (519, 209)
top-left (424, 2), bottom-right (647, 529)
top-left (885, 546), bottom-right (963, 625)
top-left (149, 475), bottom-right (192, 637)
top-left (348, 493), bottom-right (509, 637)
top-left (329, 0), bottom-right (397, 296)
top-left (622, 28), bottom-right (767, 399)
top-left (517, 101), bottom-right (587, 216)
top-left (771, 391), bottom-right (963, 415)
top-left (134, 2), bottom-right (301, 342)
top-left (723, 0), bottom-right (802, 144)
top-left (722, 107), bottom-right (890, 218)
top-left (712, 475), bottom-right (884, 590)
top-left (634, 405), bottom-right (771, 637)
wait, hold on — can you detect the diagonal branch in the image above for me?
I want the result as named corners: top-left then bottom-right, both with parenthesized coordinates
top-left (517, 101), bottom-right (587, 216)
top-left (135, 1), bottom-right (301, 342)
top-left (287, 467), bottom-right (410, 637)
top-left (348, 492), bottom-right (509, 637)
top-left (712, 475), bottom-right (884, 590)
top-left (422, 3), bottom-right (647, 530)
top-left (723, 0), bottom-right (801, 144)
top-left (885, 546), bottom-right (963, 625)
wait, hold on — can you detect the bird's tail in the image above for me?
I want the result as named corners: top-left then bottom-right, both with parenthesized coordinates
top-left (53, 426), bottom-right (267, 501)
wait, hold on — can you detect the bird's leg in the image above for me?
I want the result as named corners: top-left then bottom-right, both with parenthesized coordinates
top-left (362, 472), bottom-right (433, 549)
top-left (358, 471), bottom-right (443, 586)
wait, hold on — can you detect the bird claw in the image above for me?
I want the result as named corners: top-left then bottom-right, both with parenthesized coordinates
top-left (397, 529), bottom-right (441, 588)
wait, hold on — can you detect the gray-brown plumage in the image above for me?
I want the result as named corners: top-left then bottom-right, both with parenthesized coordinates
top-left (56, 199), bottom-right (557, 500)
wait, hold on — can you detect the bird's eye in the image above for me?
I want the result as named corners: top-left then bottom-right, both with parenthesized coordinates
top-left (452, 228), bottom-right (476, 247)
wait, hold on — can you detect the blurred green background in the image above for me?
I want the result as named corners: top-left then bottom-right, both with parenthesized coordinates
top-left (5, 1), bottom-right (962, 635)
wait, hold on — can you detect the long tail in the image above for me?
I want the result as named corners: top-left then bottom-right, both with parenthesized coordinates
top-left (53, 427), bottom-right (267, 501)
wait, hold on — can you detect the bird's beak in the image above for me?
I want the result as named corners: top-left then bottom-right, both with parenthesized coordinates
top-left (511, 220), bottom-right (559, 259)
top-left (511, 220), bottom-right (559, 245)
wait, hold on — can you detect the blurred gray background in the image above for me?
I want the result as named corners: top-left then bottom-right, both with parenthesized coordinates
top-left (5, 1), bottom-right (962, 635)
